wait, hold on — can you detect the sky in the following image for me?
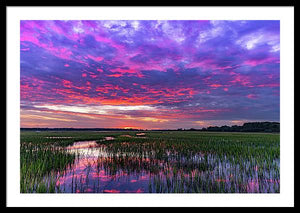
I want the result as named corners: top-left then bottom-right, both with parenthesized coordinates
top-left (20, 20), bottom-right (280, 129)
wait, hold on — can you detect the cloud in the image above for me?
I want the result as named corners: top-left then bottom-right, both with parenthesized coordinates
top-left (20, 20), bottom-right (280, 128)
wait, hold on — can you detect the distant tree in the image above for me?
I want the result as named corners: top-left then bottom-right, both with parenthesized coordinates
top-left (200, 122), bottom-right (279, 133)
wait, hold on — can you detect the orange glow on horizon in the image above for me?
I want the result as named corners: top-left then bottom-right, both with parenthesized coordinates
top-left (122, 126), bottom-right (142, 130)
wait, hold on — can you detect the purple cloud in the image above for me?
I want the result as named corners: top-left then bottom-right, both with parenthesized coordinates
top-left (20, 20), bottom-right (280, 129)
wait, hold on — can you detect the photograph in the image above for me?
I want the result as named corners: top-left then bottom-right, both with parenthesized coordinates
top-left (20, 19), bottom-right (280, 193)
top-left (5, 6), bottom-right (294, 207)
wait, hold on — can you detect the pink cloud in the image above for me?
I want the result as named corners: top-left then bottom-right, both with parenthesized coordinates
top-left (247, 94), bottom-right (258, 99)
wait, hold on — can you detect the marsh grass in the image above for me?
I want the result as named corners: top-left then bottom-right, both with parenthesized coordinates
top-left (20, 131), bottom-right (280, 193)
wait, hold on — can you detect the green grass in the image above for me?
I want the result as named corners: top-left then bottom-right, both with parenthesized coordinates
top-left (20, 130), bottom-right (280, 193)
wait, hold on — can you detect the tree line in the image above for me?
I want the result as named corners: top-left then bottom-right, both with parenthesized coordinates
top-left (180, 122), bottom-right (280, 133)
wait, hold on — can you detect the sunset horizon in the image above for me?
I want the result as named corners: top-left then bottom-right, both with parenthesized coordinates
top-left (20, 20), bottom-right (280, 129)
top-left (20, 120), bottom-right (279, 130)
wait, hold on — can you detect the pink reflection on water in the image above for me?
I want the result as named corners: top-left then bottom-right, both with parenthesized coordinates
top-left (85, 188), bottom-right (93, 193)
top-left (103, 189), bottom-right (121, 193)
top-left (140, 175), bottom-right (148, 180)
top-left (104, 137), bottom-right (115, 141)
top-left (53, 141), bottom-right (279, 193)
top-left (54, 140), bottom-right (152, 193)
top-left (136, 133), bottom-right (146, 136)
top-left (136, 188), bottom-right (143, 193)
top-left (124, 188), bottom-right (144, 193)
top-left (90, 170), bottom-right (112, 181)
top-left (66, 141), bottom-right (98, 150)
top-left (247, 180), bottom-right (259, 193)
top-left (215, 178), bottom-right (229, 183)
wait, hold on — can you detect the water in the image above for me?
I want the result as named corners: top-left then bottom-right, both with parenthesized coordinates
top-left (54, 141), bottom-right (151, 193)
top-left (47, 141), bottom-right (279, 193)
